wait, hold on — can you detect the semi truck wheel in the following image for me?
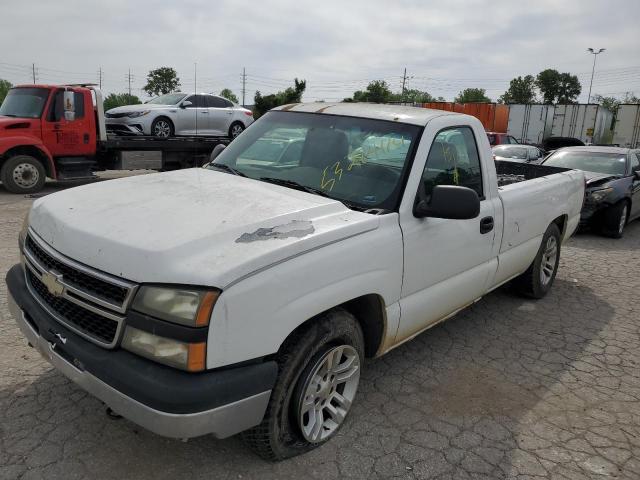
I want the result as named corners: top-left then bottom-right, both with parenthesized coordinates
top-left (514, 222), bottom-right (561, 299)
top-left (242, 308), bottom-right (364, 460)
top-left (1, 155), bottom-right (46, 194)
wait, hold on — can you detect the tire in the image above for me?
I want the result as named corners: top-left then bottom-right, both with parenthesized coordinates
top-left (602, 201), bottom-right (628, 239)
top-left (514, 222), bottom-right (561, 299)
top-left (229, 122), bottom-right (244, 139)
top-left (151, 117), bottom-right (174, 138)
top-left (242, 308), bottom-right (364, 461)
top-left (0, 155), bottom-right (46, 194)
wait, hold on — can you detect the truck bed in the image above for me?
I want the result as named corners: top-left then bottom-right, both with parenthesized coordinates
top-left (495, 160), bottom-right (572, 187)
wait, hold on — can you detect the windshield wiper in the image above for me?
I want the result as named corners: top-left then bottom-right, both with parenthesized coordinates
top-left (258, 177), bottom-right (332, 198)
top-left (1, 114), bottom-right (17, 117)
top-left (209, 163), bottom-right (246, 177)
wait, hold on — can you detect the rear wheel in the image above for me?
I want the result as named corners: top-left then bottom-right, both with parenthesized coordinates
top-left (602, 201), bottom-right (628, 239)
top-left (1, 155), bottom-right (46, 194)
top-left (229, 122), bottom-right (244, 139)
top-left (514, 223), bottom-right (561, 299)
top-left (151, 117), bottom-right (174, 138)
top-left (242, 308), bottom-right (364, 460)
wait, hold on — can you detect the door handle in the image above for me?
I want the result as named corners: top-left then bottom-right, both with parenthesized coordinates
top-left (201, 111), bottom-right (209, 114)
top-left (480, 216), bottom-right (494, 234)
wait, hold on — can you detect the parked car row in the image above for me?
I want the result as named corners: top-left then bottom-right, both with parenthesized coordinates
top-left (105, 92), bottom-right (254, 139)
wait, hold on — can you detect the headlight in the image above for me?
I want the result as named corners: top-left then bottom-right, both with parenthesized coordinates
top-left (126, 110), bottom-right (150, 118)
top-left (132, 286), bottom-right (219, 327)
top-left (588, 187), bottom-right (613, 202)
top-left (122, 326), bottom-right (206, 371)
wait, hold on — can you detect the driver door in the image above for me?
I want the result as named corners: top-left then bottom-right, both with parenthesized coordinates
top-left (175, 95), bottom-right (204, 135)
top-left (41, 89), bottom-right (95, 157)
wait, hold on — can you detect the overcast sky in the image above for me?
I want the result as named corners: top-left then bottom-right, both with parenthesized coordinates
top-left (1, 0), bottom-right (639, 104)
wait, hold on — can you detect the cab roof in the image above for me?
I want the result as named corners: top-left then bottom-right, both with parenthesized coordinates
top-left (272, 102), bottom-right (460, 126)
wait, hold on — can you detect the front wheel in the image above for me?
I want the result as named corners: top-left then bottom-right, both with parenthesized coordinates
top-left (602, 201), bottom-right (628, 239)
top-left (242, 308), bottom-right (364, 460)
top-left (151, 117), bottom-right (174, 138)
top-left (514, 222), bottom-right (561, 299)
top-left (1, 155), bottom-right (46, 194)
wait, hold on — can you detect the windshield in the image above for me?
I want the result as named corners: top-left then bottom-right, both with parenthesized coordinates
top-left (544, 151), bottom-right (627, 176)
top-left (0, 88), bottom-right (50, 119)
top-left (493, 146), bottom-right (528, 159)
top-left (207, 111), bottom-right (421, 211)
top-left (146, 93), bottom-right (187, 105)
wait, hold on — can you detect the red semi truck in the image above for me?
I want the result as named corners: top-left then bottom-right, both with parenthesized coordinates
top-left (0, 84), bottom-right (228, 193)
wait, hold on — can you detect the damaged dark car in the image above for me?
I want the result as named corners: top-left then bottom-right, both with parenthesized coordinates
top-left (543, 146), bottom-right (640, 238)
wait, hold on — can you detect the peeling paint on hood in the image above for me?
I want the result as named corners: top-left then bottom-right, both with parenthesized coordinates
top-left (236, 220), bottom-right (315, 243)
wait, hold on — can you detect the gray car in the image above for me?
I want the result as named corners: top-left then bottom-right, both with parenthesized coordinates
top-left (492, 144), bottom-right (545, 163)
top-left (105, 92), bottom-right (254, 138)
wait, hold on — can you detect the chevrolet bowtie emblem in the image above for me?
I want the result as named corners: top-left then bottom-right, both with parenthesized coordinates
top-left (41, 270), bottom-right (64, 297)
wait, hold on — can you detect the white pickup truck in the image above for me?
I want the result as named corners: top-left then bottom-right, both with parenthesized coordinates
top-left (6, 103), bottom-right (585, 460)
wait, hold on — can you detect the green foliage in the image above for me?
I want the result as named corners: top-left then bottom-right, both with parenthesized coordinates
top-left (345, 80), bottom-right (393, 103)
top-left (143, 67), bottom-right (181, 97)
top-left (219, 88), bottom-right (239, 104)
top-left (622, 92), bottom-right (640, 104)
top-left (499, 75), bottom-right (536, 104)
top-left (254, 78), bottom-right (306, 117)
top-left (454, 88), bottom-right (491, 103)
top-left (0, 79), bottom-right (12, 105)
top-left (535, 69), bottom-right (581, 104)
top-left (103, 93), bottom-right (141, 111)
top-left (592, 94), bottom-right (620, 114)
top-left (399, 89), bottom-right (437, 103)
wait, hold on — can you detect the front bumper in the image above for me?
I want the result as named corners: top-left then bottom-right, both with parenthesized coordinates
top-left (6, 264), bottom-right (277, 439)
top-left (105, 116), bottom-right (152, 135)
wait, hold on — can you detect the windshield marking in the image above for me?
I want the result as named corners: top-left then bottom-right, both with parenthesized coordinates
top-left (235, 220), bottom-right (315, 243)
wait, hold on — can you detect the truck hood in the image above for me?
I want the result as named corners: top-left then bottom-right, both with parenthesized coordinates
top-left (0, 116), bottom-right (34, 129)
top-left (28, 169), bottom-right (379, 288)
top-left (583, 171), bottom-right (621, 186)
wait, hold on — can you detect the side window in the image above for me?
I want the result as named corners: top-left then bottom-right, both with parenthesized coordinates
top-left (509, 136), bottom-right (518, 144)
top-left (74, 92), bottom-right (84, 119)
top-left (631, 153), bottom-right (640, 172)
top-left (48, 90), bottom-right (84, 121)
top-left (421, 127), bottom-right (483, 198)
top-left (183, 95), bottom-right (202, 108)
top-left (206, 96), bottom-right (228, 108)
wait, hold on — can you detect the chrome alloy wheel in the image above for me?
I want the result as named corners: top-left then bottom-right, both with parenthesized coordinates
top-left (540, 235), bottom-right (558, 286)
top-left (297, 345), bottom-right (360, 443)
top-left (231, 124), bottom-right (244, 138)
top-left (618, 204), bottom-right (627, 236)
top-left (153, 120), bottom-right (171, 137)
top-left (12, 162), bottom-right (40, 189)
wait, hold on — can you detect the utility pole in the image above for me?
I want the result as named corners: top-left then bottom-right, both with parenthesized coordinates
top-left (401, 67), bottom-right (407, 104)
top-left (125, 69), bottom-right (133, 96)
top-left (241, 67), bottom-right (246, 107)
top-left (587, 48), bottom-right (605, 104)
top-left (32, 63), bottom-right (36, 84)
top-left (98, 67), bottom-right (103, 89)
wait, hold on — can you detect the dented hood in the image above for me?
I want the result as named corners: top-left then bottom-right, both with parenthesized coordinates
top-left (28, 169), bottom-right (379, 288)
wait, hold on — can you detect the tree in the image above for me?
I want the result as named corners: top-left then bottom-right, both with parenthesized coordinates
top-left (253, 78), bottom-right (306, 117)
top-left (0, 79), bottom-right (12, 105)
top-left (499, 75), bottom-right (536, 104)
top-left (592, 94), bottom-right (620, 114)
top-left (622, 92), bottom-right (640, 104)
top-left (219, 88), bottom-right (238, 104)
top-left (143, 67), bottom-right (181, 97)
top-left (454, 88), bottom-right (491, 103)
top-left (103, 93), bottom-right (141, 111)
top-left (345, 80), bottom-right (392, 103)
top-left (535, 69), bottom-right (581, 104)
top-left (398, 89), bottom-right (435, 104)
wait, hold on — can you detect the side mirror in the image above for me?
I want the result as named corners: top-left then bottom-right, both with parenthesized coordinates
top-left (209, 144), bottom-right (226, 163)
top-left (414, 185), bottom-right (480, 220)
top-left (634, 170), bottom-right (640, 180)
top-left (181, 100), bottom-right (192, 109)
top-left (63, 90), bottom-right (75, 121)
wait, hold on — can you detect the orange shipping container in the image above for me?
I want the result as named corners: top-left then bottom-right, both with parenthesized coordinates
top-left (420, 102), bottom-right (509, 133)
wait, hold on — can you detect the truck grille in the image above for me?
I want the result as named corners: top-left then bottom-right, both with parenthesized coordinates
top-left (26, 235), bottom-right (128, 305)
top-left (27, 269), bottom-right (118, 343)
top-left (105, 112), bottom-right (130, 118)
top-left (23, 232), bottom-right (136, 348)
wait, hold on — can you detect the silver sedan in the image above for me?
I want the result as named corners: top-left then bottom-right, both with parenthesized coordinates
top-left (105, 92), bottom-right (254, 138)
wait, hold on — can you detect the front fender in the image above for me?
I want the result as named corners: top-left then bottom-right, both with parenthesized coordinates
top-left (0, 136), bottom-right (56, 178)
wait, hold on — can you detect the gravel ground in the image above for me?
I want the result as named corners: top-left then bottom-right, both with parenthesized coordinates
top-left (1, 174), bottom-right (639, 479)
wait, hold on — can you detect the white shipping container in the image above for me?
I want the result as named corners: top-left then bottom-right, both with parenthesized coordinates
top-left (612, 104), bottom-right (640, 148)
top-left (507, 104), bottom-right (613, 145)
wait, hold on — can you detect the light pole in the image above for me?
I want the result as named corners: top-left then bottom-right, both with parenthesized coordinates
top-left (587, 48), bottom-right (605, 104)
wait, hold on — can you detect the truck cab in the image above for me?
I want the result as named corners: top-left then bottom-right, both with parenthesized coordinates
top-left (0, 84), bottom-right (104, 193)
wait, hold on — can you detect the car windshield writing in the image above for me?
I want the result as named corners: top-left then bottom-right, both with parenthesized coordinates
top-left (544, 151), bottom-right (627, 176)
top-left (207, 111), bottom-right (421, 211)
top-left (495, 147), bottom-right (528, 159)
top-left (0, 88), bottom-right (49, 119)
top-left (147, 93), bottom-right (187, 105)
